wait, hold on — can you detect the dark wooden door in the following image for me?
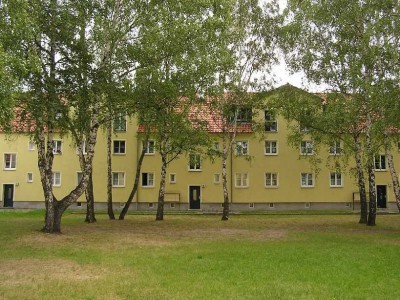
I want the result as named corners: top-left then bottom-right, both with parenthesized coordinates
top-left (189, 186), bottom-right (201, 210)
top-left (376, 185), bottom-right (387, 208)
top-left (3, 184), bottom-right (14, 208)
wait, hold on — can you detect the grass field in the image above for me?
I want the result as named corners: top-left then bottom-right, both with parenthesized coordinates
top-left (0, 210), bottom-right (399, 300)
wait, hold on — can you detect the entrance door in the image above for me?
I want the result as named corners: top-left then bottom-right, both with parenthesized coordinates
top-left (376, 185), bottom-right (387, 208)
top-left (189, 186), bottom-right (201, 210)
top-left (3, 184), bottom-right (14, 208)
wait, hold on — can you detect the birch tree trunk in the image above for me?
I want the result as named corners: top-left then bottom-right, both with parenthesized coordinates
top-left (384, 133), bottom-right (400, 212)
top-left (221, 134), bottom-right (230, 221)
top-left (84, 172), bottom-right (96, 223)
top-left (119, 140), bottom-right (147, 220)
top-left (107, 118), bottom-right (115, 220)
top-left (354, 135), bottom-right (368, 224)
top-left (156, 156), bottom-right (167, 221)
top-left (365, 113), bottom-right (376, 226)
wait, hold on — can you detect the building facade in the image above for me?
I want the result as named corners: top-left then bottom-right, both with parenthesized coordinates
top-left (0, 108), bottom-right (398, 211)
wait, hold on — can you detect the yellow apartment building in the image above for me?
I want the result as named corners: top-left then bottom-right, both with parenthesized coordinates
top-left (0, 99), bottom-right (398, 211)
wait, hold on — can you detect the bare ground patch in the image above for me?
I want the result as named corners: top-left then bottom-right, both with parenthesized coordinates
top-left (0, 259), bottom-right (106, 287)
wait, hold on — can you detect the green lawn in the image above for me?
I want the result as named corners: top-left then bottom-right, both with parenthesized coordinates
top-left (0, 210), bottom-right (399, 300)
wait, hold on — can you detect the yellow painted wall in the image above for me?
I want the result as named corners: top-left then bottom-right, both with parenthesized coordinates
top-left (0, 113), bottom-right (398, 208)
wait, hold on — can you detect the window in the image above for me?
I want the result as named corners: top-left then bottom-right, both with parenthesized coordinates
top-left (77, 172), bottom-right (83, 185)
top-left (52, 172), bottom-right (61, 187)
top-left (27, 172), bottom-right (33, 183)
top-left (301, 173), bottom-right (314, 187)
top-left (113, 140), bottom-right (126, 154)
top-left (299, 122), bottom-right (310, 132)
top-left (265, 140), bottom-right (278, 155)
top-left (329, 141), bottom-right (342, 155)
top-left (330, 172), bottom-right (342, 187)
top-left (213, 142), bottom-right (219, 151)
top-left (169, 173), bottom-right (176, 184)
top-left (76, 141), bottom-right (87, 155)
top-left (53, 140), bottom-right (62, 155)
top-left (265, 110), bottom-right (277, 132)
top-left (235, 141), bottom-right (248, 156)
top-left (249, 203), bottom-right (255, 208)
top-left (265, 173), bottom-right (278, 187)
top-left (142, 172), bottom-right (154, 187)
top-left (28, 141), bottom-right (35, 151)
top-left (374, 155), bottom-right (386, 170)
top-left (214, 174), bottom-right (221, 184)
top-left (300, 141), bottom-right (313, 155)
top-left (236, 107), bottom-right (252, 123)
top-left (229, 107), bottom-right (252, 124)
top-left (4, 153), bottom-right (16, 170)
top-left (113, 112), bottom-right (127, 132)
top-left (112, 172), bottom-right (125, 187)
top-left (189, 154), bottom-right (201, 171)
top-left (143, 140), bottom-right (155, 155)
top-left (235, 173), bottom-right (249, 188)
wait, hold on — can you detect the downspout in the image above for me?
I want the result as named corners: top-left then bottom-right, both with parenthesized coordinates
top-left (230, 143), bottom-right (233, 204)
top-left (136, 134), bottom-right (140, 211)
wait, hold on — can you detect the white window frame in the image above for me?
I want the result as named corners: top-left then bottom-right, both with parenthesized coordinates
top-left (214, 173), bottom-right (221, 184)
top-left (374, 155), bottom-right (386, 171)
top-left (52, 172), bottom-right (61, 187)
top-left (189, 154), bottom-right (202, 171)
top-left (76, 141), bottom-right (87, 155)
top-left (112, 172), bottom-right (125, 187)
top-left (235, 173), bottom-right (249, 188)
top-left (28, 141), bottom-right (35, 151)
top-left (3, 153), bottom-right (16, 170)
top-left (330, 172), bottom-right (343, 187)
top-left (329, 141), bottom-right (342, 155)
top-left (300, 141), bottom-right (313, 155)
top-left (265, 110), bottom-right (278, 132)
top-left (169, 173), bottom-right (176, 184)
top-left (265, 140), bottom-right (278, 155)
top-left (301, 173), bottom-right (314, 188)
top-left (27, 172), bottom-right (33, 183)
top-left (52, 140), bottom-right (62, 155)
top-left (113, 140), bottom-right (126, 155)
top-left (142, 172), bottom-right (155, 187)
top-left (235, 141), bottom-right (249, 156)
top-left (299, 122), bottom-right (310, 132)
top-left (77, 172), bottom-right (83, 186)
top-left (143, 140), bottom-right (155, 155)
top-left (113, 112), bottom-right (127, 132)
top-left (265, 173), bottom-right (278, 188)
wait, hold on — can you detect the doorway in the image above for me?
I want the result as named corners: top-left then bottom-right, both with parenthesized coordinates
top-left (189, 186), bottom-right (201, 210)
top-left (3, 184), bottom-right (14, 208)
top-left (376, 185), bottom-right (387, 208)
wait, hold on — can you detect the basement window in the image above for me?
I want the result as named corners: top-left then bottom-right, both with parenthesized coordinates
top-left (305, 202), bottom-right (311, 209)
top-left (76, 202), bottom-right (82, 207)
top-left (249, 203), bottom-right (254, 208)
top-left (170, 203), bottom-right (175, 208)
top-left (269, 203), bottom-right (275, 208)
top-left (149, 203), bottom-right (154, 208)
